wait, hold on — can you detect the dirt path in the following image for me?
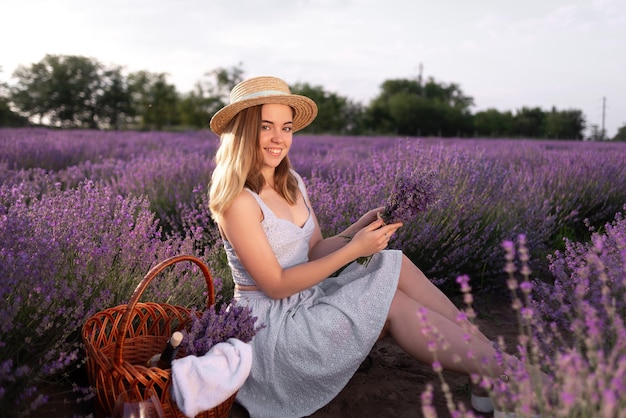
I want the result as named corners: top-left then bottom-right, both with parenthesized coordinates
top-left (41, 298), bottom-right (519, 417)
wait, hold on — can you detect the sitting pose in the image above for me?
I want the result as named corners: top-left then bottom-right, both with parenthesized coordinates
top-left (208, 76), bottom-right (516, 417)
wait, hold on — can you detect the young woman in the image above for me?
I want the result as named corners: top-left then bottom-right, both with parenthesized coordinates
top-left (208, 76), bottom-right (515, 417)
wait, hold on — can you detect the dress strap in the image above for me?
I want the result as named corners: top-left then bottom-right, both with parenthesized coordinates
top-left (243, 188), bottom-right (275, 220)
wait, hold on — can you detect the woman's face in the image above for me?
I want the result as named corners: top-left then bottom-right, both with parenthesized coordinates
top-left (259, 103), bottom-right (294, 172)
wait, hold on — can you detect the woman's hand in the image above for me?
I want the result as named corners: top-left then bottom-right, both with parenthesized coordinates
top-left (348, 218), bottom-right (402, 259)
top-left (342, 207), bottom-right (384, 238)
top-left (356, 206), bottom-right (385, 225)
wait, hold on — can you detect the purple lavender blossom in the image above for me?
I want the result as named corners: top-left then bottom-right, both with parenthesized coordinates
top-left (380, 169), bottom-right (440, 225)
top-left (183, 303), bottom-right (265, 357)
top-left (356, 169), bottom-right (439, 267)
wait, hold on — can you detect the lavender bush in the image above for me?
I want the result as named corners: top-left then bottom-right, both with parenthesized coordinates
top-left (420, 211), bottom-right (626, 416)
top-left (295, 136), bottom-right (626, 290)
top-left (1, 128), bottom-right (626, 415)
top-left (0, 128), bottom-right (217, 172)
top-left (302, 141), bottom-right (510, 286)
top-left (0, 180), bottom-right (207, 416)
top-left (534, 208), bottom-right (626, 333)
top-left (171, 186), bottom-right (235, 296)
top-left (492, 216), bottom-right (626, 417)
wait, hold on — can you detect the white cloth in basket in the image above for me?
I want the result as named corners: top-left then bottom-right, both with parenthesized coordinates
top-left (171, 338), bottom-right (252, 418)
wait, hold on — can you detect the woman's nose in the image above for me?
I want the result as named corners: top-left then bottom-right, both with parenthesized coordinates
top-left (271, 128), bottom-right (283, 141)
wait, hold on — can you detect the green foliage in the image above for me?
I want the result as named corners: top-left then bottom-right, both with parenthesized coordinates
top-left (3, 56), bottom-right (591, 138)
top-left (474, 108), bottom-right (514, 137)
top-left (613, 124), bottom-right (626, 141)
top-left (179, 64), bottom-right (245, 129)
top-left (127, 71), bottom-right (180, 130)
top-left (208, 64), bottom-right (245, 101)
top-left (512, 106), bottom-right (545, 138)
top-left (11, 55), bottom-right (105, 128)
top-left (0, 75), bottom-right (28, 127)
top-left (367, 77), bottom-right (474, 136)
top-left (544, 107), bottom-right (585, 139)
top-left (0, 98), bottom-right (29, 127)
top-left (97, 66), bottom-right (134, 130)
top-left (474, 106), bottom-right (586, 139)
top-left (290, 82), bottom-right (363, 134)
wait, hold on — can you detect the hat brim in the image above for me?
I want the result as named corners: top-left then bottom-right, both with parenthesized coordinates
top-left (210, 94), bottom-right (318, 135)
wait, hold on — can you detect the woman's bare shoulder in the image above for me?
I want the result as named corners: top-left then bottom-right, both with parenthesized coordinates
top-left (220, 190), bottom-right (264, 243)
top-left (224, 189), bottom-right (261, 221)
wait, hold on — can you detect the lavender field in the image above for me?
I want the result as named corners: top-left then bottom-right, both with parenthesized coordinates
top-left (1, 128), bottom-right (626, 416)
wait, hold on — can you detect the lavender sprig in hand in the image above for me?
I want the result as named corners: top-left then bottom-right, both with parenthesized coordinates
top-left (379, 170), bottom-right (440, 224)
top-left (354, 170), bottom-right (440, 268)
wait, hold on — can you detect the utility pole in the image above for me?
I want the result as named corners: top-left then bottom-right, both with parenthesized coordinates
top-left (602, 97), bottom-right (606, 140)
top-left (418, 63), bottom-right (423, 86)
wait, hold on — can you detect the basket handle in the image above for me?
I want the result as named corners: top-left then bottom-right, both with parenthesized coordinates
top-left (113, 255), bottom-right (215, 365)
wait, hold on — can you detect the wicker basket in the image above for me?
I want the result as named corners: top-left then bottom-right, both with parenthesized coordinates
top-left (81, 255), bottom-right (238, 418)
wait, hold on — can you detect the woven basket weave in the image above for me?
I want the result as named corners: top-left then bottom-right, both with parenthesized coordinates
top-left (81, 255), bottom-right (237, 418)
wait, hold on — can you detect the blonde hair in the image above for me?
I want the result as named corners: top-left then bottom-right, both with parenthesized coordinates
top-left (209, 105), bottom-right (299, 224)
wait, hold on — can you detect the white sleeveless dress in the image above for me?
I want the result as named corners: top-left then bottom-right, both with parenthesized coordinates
top-left (225, 176), bottom-right (402, 418)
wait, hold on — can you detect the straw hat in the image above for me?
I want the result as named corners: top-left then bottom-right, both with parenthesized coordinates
top-left (210, 76), bottom-right (318, 135)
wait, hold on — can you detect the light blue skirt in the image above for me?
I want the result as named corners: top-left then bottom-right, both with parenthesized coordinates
top-left (233, 250), bottom-right (402, 418)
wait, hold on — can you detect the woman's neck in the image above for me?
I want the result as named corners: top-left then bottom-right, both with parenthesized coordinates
top-left (262, 169), bottom-right (276, 190)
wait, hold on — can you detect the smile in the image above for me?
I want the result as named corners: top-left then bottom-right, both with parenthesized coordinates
top-left (265, 148), bottom-right (282, 156)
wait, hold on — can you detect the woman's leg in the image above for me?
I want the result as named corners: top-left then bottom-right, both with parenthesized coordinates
top-left (396, 254), bottom-right (492, 344)
top-left (390, 263), bottom-right (550, 414)
top-left (386, 288), bottom-right (505, 377)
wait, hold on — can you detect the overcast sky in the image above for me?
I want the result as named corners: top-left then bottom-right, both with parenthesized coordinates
top-left (2, 0), bottom-right (625, 137)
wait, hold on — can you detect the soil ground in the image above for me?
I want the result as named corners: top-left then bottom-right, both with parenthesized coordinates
top-left (39, 296), bottom-right (519, 418)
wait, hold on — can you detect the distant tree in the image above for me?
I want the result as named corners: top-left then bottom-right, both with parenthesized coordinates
top-left (0, 99), bottom-right (29, 127)
top-left (290, 82), bottom-right (363, 134)
top-left (364, 97), bottom-right (393, 134)
top-left (612, 124), bottom-right (626, 142)
top-left (423, 78), bottom-right (474, 110)
top-left (0, 68), bottom-right (28, 127)
top-left (178, 87), bottom-right (213, 129)
top-left (96, 66), bottom-right (134, 130)
top-left (10, 55), bottom-right (105, 128)
top-left (128, 71), bottom-right (180, 130)
top-left (473, 108), bottom-right (514, 138)
top-left (388, 93), bottom-right (435, 136)
top-left (513, 107), bottom-right (545, 138)
top-left (342, 100), bottom-right (367, 135)
top-left (587, 124), bottom-right (605, 141)
top-left (8, 55), bottom-right (136, 129)
top-left (366, 76), bottom-right (474, 136)
top-left (179, 64), bottom-right (245, 129)
top-left (474, 106), bottom-right (585, 139)
top-left (544, 107), bottom-right (585, 140)
top-left (208, 65), bottom-right (245, 102)
top-left (10, 59), bottom-right (54, 124)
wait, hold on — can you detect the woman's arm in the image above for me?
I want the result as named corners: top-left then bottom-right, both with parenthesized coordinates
top-left (221, 191), bottom-right (399, 299)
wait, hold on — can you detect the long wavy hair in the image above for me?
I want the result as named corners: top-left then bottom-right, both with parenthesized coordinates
top-left (209, 105), bottom-right (299, 224)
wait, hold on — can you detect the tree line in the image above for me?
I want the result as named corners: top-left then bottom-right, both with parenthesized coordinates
top-left (1, 54), bottom-right (624, 140)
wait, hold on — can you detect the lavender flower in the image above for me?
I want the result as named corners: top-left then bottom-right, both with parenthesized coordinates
top-left (356, 169), bottom-right (440, 267)
top-left (183, 303), bottom-right (265, 357)
top-left (379, 169), bottom-right (440, 225)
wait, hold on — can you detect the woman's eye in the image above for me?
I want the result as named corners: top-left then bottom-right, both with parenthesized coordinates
top-left (283, 126), bottom-right (292, 132)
